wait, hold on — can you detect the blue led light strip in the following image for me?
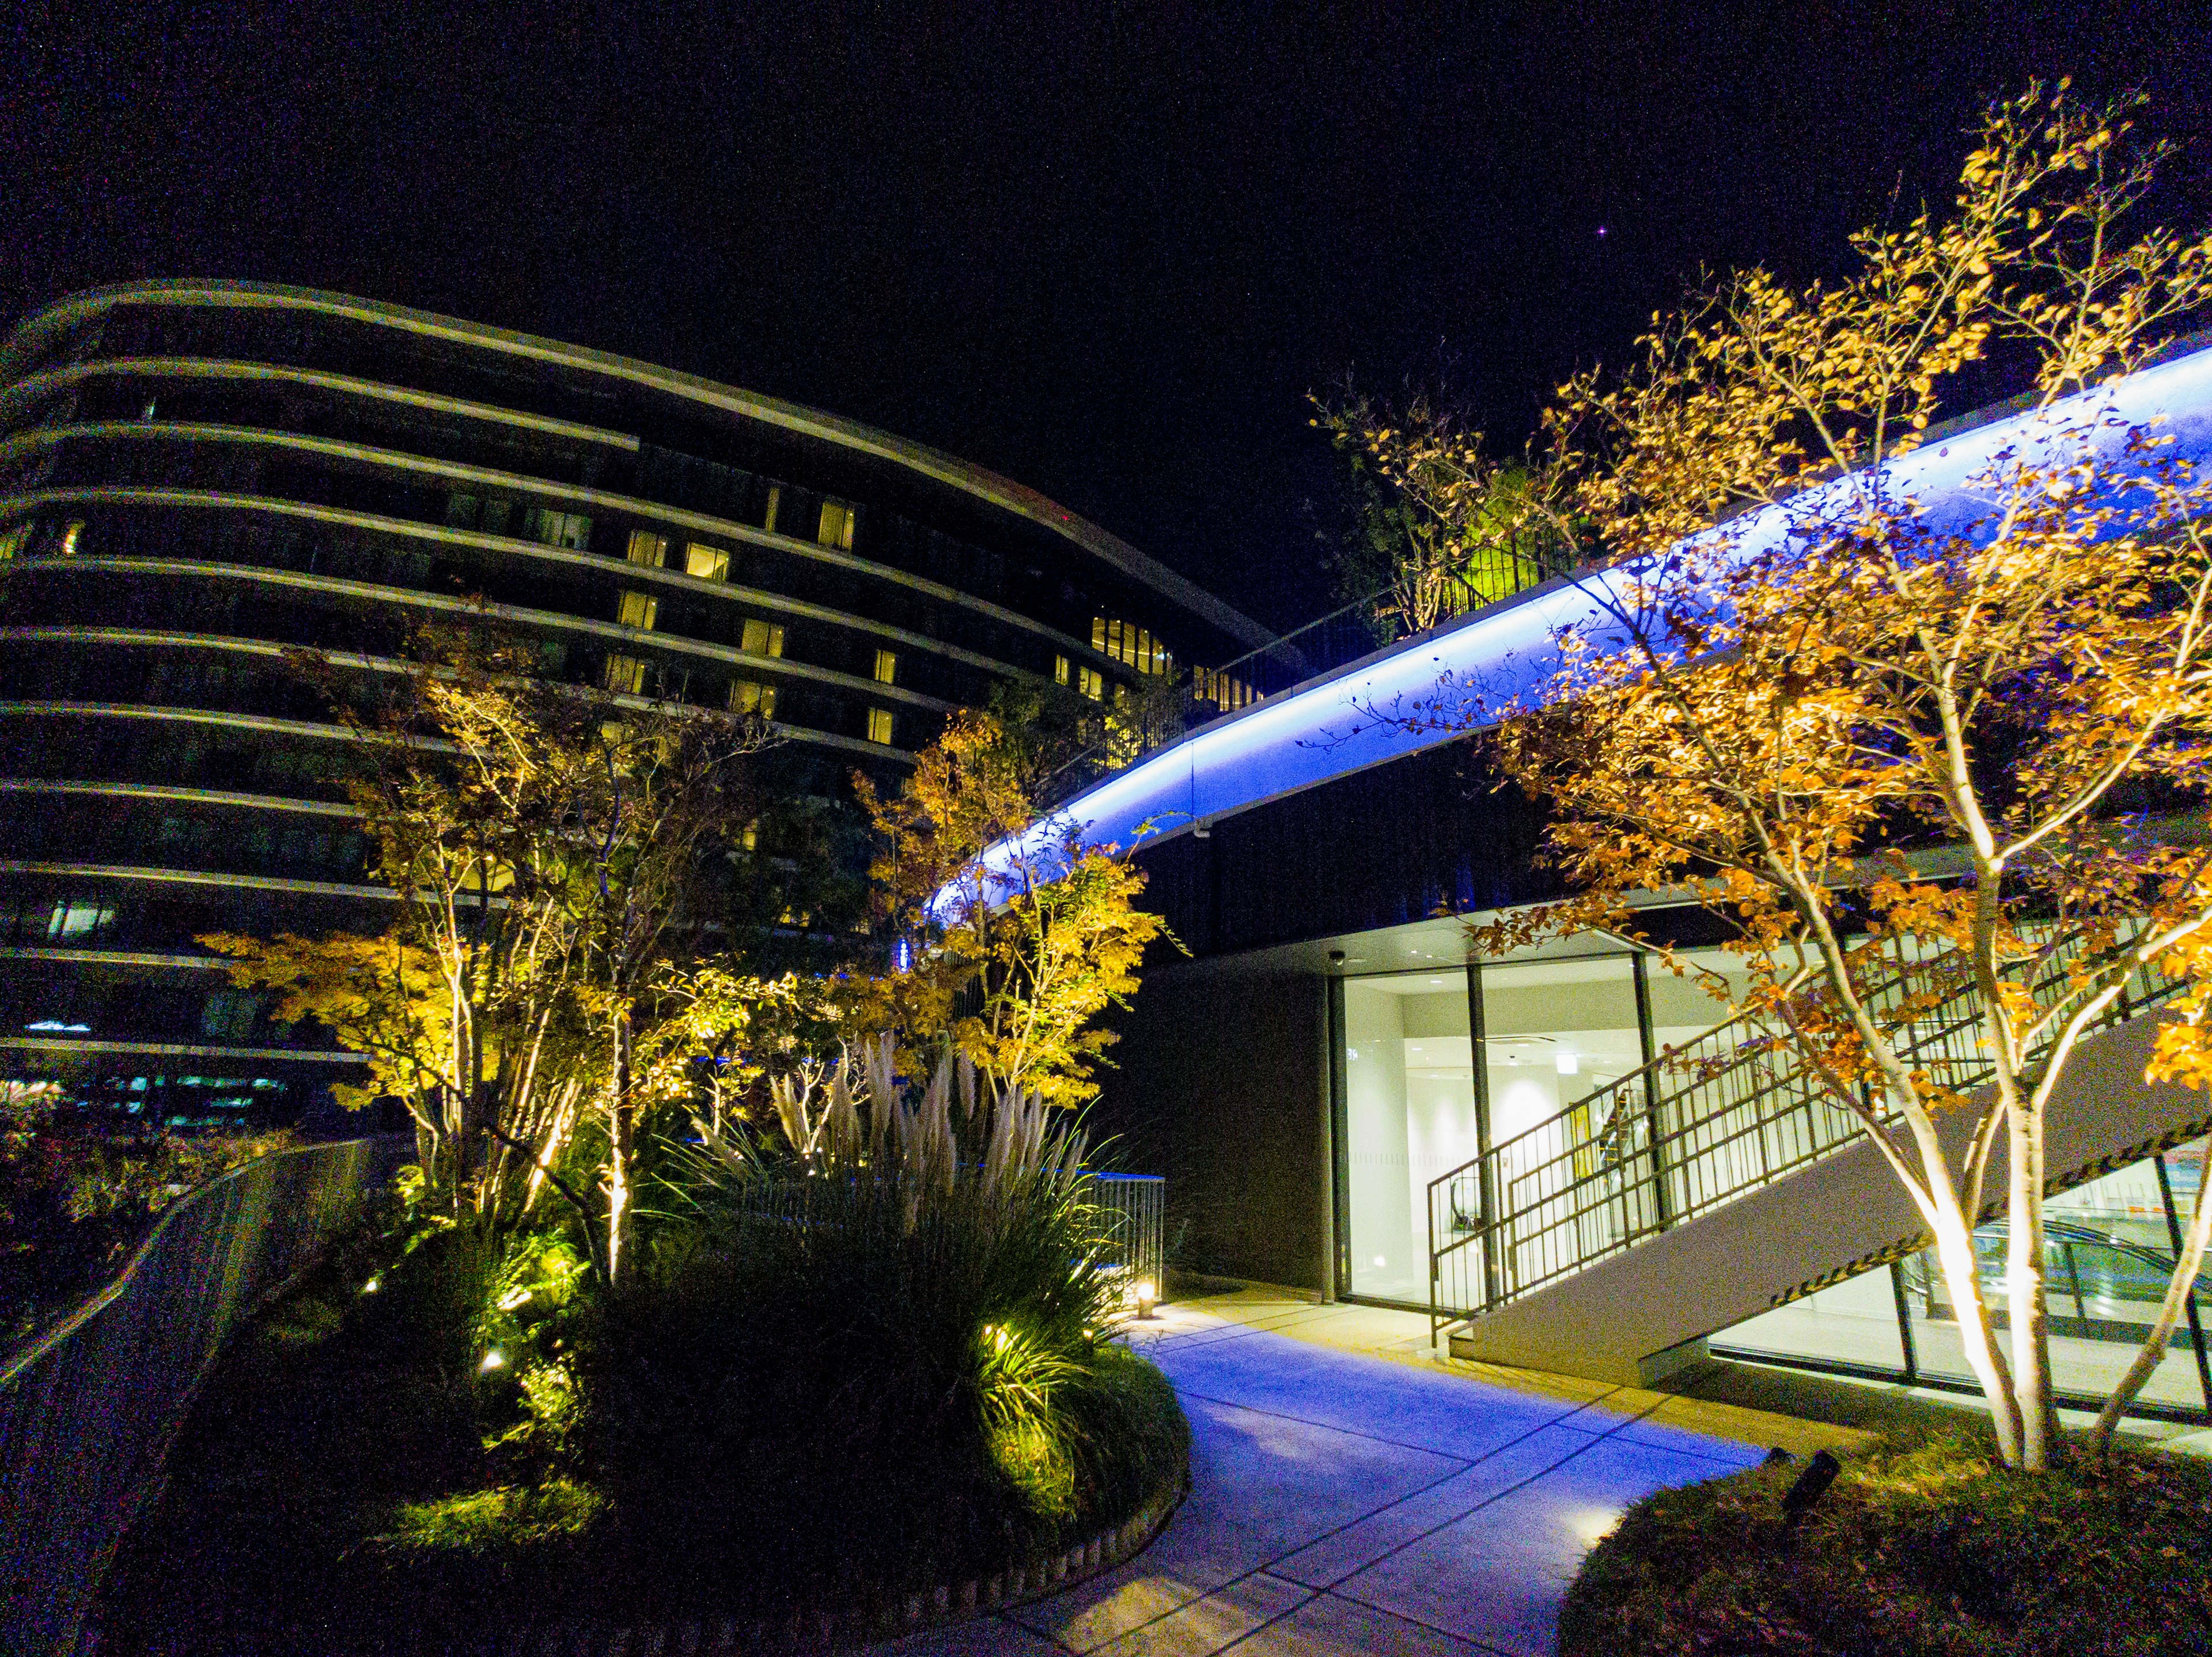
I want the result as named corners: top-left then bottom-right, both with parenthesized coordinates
top-left (943, 345), bottom-right (2212, 917)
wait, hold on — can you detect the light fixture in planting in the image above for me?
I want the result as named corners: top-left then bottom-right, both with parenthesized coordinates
top-left (479, 1349), bottom-right (505, 1372)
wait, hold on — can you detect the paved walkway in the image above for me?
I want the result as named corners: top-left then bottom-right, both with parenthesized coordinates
top-left (877, 1292), bottom-right (1852, 1656)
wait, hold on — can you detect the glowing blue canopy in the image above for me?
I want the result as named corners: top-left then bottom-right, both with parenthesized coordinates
top-left (946, 343), bottom-right (2212, 916)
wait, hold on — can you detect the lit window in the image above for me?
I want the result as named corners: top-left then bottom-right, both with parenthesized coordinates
top-left (1054, 655), bottom-right (1070, 686)
top-left (626, 529), bottom-right (668, 568)
top-left (1091, 615), bottom-right (1172, 676)
top-left (605, 654), bottom-right (648, 695)
top-left (873, 649), bottom-right (897, 685)
top-left (866, 707), bottom-right (895, 746)
top-left (46, 899), bottom-right (115, 940)
top-left (1078, 666), bottom-right (1105, 700)
top-left (618, 591), bottom-right (659, 630)
top-left (529, 507), bottom-right (593, 550)
top-left (730, 679), bottom-right (778, 720)
top-left (740, 820), bottom-right (759, 852)
top-left (740, 618), bottom-right (786, 658)
top-left (685, 542), bottom-right (730, 581)
top-left (762, 485), bottom-right (781, 535)
top-left (819, 500), bottom-right (856, 550)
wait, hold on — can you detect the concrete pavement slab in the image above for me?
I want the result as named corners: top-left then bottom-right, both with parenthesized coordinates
top-left (1330, 1434), bottom-right (1736, 1657)
top-left (1267, 1423), bottom-right (1597, 1590)
top-left (1007, 1392), bottom-right (1460, 1652)
top-left (1153, 1329), bottom-right (1598, 1461)
top-left (1230, 1591), bottom-right (1497, 1656)
top-left (1080, 1570), bottom-right (1312, 1657)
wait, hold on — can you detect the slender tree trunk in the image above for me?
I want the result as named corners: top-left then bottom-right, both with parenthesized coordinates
top-left (2008, 1096), bottom-right (2055, 1470)
top-left (1925, 1180), bottom-right (2027, 1465)
top-left (605, 1009), bottom-right (634, 1283)
top-left (2092, 1141), bottom-right (2212, 1452)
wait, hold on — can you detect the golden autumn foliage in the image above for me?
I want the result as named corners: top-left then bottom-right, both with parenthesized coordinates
top-left (854, 710), bottom-right (1169, 1104)
top-left (1362, 85), bottom-right (2212, 1469)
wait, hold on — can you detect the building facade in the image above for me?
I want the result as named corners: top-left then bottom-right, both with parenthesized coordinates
top-left (0, 280), bottom-right (1272, 1131)
top-left (1066, 342), bottom-right (2212, 1421)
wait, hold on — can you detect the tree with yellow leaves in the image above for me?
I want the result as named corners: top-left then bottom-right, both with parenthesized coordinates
top-left (855, 710), bottom-right (1169, 1104)
top-left (1363, 84), bottom-right (2212, 1468)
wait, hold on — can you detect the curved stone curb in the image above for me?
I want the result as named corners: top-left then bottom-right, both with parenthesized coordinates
top-left (497, 1466), bottom-right (1188, 1655)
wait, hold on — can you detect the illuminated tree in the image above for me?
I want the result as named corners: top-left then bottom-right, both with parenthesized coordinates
top-left (1310, 385), bottom-right (1584, 640)
top-left (855, 710), bottom-right (1170, 1104)
top-left (1365, 85), bottom-right (2212, 1468)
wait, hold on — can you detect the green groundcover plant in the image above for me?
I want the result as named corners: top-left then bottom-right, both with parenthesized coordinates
top-left (1559, 1427), bottom-right (2212, 1656)
top-left (97, 1092), bottom-right (1188, 1651)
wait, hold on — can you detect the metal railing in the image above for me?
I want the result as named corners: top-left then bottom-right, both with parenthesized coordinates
top-left (1430, 936), bottom-right (2181, 1329)
top-left (0, 1135), bottom-right (402, 1657)
top-left (1089, 1173), bottom-right (1166, 1295)
top-left (1039, 555), bottom-right (1577, 812)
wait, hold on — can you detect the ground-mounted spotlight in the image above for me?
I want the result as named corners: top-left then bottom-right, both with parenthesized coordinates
top-left (479, 1349), bottom-right (505, 1372)
top-left (1781, 1448), bottom-right (1841, 1526)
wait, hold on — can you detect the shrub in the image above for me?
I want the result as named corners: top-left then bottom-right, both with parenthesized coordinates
top-left (1559, 1426), bottom-right (2212, 1656)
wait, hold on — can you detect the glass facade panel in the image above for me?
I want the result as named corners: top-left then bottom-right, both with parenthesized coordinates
top-left (1722, 1268), bottom-right (1908, 1373)
top-left (1342, 972), bottom-right (1474, 1303)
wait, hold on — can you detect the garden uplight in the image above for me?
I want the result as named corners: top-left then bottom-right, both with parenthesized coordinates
top-left (1133, 1278), bottom-right (1157, 1319)
top-left (361, 1278), bottom-right (380, 1294)
top-left (479, 1349), bottom-right (505, 1371)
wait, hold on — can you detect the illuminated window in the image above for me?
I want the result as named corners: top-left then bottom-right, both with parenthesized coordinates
top-left (1054, 655), bottom-right (1070, 686)
top-left (818, 500), bottom-right (856, 550)
top-left (1077, 665), bottom-right (1105, 699)
top-left (528, 507), bottom-right (593, 550)
top-left (866, 706), bottom-right (895, 745)
top-left (685, 542), bottom-right (730, 581)
top-left (46, 898), bottom-right (114, 940)
top-left (730, 679), bottom-right (778, 720)
top-left (740, 618), bottom-right (786, 658)
top-left (1195, 666), bottom-right (1257, 710)
top-left (873, 649), bottom-right (897, 685)
top-left (605, 654), bottom-right (648, 695)
top-left (618, 591), bottom-right (659, 630)
top-left (1091, 615), bottom-right (1173, 676)
top-left (626, 529), bottom-right (668, 568)
top-left (762, 485), bottom-right (781, 535)
top-left (740, 820), bottom-right (759, 852)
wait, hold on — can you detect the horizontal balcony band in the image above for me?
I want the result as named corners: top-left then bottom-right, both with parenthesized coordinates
top-left (3, 552), bottom-right (952, 717)
top-left (0, 282), bottom-right (1275, 653)
top-left (1, 423), bottom-right (1128, 676)
top-left (0, 356), bottom-right (640, 452)
top-left (0, 774), bottom-right (361, 818)
top-left (0, 1034), bottom-right (366, 1064)
top-left (1, 483), bottom-right (1037, 680)
top-left (0, 947), bottom-right (233, 970)
top-left (0, 682), bottom-right (908, 770)
top-left (0, 858), bottom-right (395, 900)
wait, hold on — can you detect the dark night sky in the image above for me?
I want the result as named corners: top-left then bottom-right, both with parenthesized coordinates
top-left (5, 1), bottom-right (2208, 630)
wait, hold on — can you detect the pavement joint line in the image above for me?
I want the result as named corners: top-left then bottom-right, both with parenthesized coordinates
top-left (1016, 1379), bottom-right (1603, 1654)
top-left (1300, 1386), bottom-right (1688, 1599)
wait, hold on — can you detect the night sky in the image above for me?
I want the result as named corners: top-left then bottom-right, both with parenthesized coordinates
top-left (6, 2), bottom-right (2207, 630)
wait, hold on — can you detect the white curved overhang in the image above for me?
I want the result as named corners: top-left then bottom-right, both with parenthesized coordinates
top-left (945, 343), bottom-right (2212, 917)
top-left (0, 280), bottom-right (1277, 653)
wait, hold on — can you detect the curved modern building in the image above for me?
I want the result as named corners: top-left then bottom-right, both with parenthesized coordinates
top-left (0, 279), bottom-right (1272, 1129)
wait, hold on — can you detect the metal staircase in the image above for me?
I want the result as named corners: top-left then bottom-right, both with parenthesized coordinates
top-left (1427, 936), bottom-right (2188, 1368)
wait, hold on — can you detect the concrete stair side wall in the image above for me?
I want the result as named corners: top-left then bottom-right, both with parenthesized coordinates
top-left (1447, 1015), bottom-right (2212, 1386)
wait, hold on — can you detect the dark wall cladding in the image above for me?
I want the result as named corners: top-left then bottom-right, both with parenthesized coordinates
top-left (1134, 739), bottom-right (1558, 958)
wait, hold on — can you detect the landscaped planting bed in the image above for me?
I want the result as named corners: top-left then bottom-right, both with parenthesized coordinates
top-left (1559, 1425), bottom-right (2212, 1656)
top-left (96, 1201), bottom-right (1188, 1654)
